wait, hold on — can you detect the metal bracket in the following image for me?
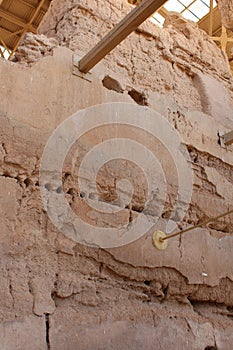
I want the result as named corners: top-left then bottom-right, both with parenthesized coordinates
top-left (72, 53), bottom-right (93, 82)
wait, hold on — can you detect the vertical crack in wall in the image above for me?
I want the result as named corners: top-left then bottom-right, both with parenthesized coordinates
top-left (45, 314), bottom-right (51, 350)
top-left (9, 282), bottom-right (15, 310)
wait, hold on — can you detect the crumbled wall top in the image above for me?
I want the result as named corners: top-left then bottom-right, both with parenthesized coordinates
top-left (13, 33), bottom-right (58, 66)
top-left (13, 0), bottom-right (226, 110)
top-left (217, 0), bottom-right (233, 30)
top-left (38, 0), bottom-right (231, 83)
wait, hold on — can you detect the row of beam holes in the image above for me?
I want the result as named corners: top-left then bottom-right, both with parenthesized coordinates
top-left (44, 183), bottom-right (86, 199)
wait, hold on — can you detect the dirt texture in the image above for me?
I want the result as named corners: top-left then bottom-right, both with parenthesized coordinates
top-left (0, 1), bottom-right (233, 349)
top-left (217, 0), bottom-right (233, 30)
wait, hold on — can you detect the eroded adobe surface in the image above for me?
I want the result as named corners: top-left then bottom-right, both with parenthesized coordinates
top-left (0, 1), bottom-right (233, 349)
top-left (217, 0), bottom-right (233, 30)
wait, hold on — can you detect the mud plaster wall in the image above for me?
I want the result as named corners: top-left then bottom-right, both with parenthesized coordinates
top-left (217, 0), bottom-right (233, 30)
top-left (0, 0), bottom-right (233, 349)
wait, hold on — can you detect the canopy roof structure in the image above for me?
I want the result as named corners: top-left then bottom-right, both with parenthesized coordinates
top-left (152, 0), bottom-right (217, 25)
top-left (0, 0), bottom-right (232, 69)
top-left (0, 0), bottom-right (51, 59)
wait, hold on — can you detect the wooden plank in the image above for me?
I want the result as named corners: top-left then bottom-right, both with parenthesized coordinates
top-left (209, 0), bottom-right (213, 36)
top-left (0, 47), bottom-right (5, 59)
top-left (0, 26), bottom-right (13, 36)
top-left (0, 38), bottom-right (11, 54)
top-left (198, 7), bottom-right (221, 36)
top-left (78, 0), bottom-right (167, 73)
top-left (28, 0), bottom-right (46, 25)
top-left (0, 8), bottom-right (37, 33)
top-left (222, 130), bottom-right (233, 145)
top-left (17, 0), bottom-right (46, 14)
top-left (0, 26), bottom-right (23, 40)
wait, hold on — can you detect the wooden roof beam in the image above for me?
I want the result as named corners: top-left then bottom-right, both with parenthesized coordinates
top-left (0, 26), bottom-right (23, 38)
top-left (78, 0), bottom-right (167, 73)
top-left (17, 0), bottom-right (46, 14)
top-left (0, 46), bottom-right (5, 58)
top-left (222, 130), bottom-right (233, 145)
top-left (0, 26), bottom-right (14, 36)
top-left (0, 8), bottom-right (37, 33)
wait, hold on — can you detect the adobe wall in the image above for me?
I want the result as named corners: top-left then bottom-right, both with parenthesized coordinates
top-left (217, 0), bottom-right (233, 30)
top-left (0, 1), bottom-right (233, 349)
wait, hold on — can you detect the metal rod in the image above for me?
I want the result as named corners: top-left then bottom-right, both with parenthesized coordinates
top-left (161, 209), bottom-right (233, 242)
